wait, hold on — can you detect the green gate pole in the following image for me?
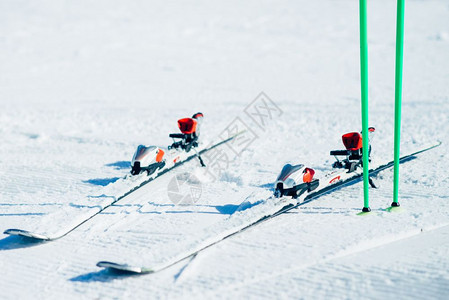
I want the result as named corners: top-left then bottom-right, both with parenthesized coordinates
top-left (392, 0), bottom-right (405, 208)
top-left (359, 0), bottom-right (370, 213)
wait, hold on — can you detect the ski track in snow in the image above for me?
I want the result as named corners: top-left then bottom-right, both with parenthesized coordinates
top-left (1, 0), bottom-right (449, 298)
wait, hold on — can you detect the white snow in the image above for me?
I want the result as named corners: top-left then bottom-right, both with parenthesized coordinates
top-left (1, 0), bottom-right (448, 298)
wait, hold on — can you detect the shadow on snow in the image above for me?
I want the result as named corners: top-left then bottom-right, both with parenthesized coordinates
top-left (0, 235), bottom-right (47, 251)
top-left (0, 213), bottom-right (45, 217)
top-left (70, 268), bottom-right (144, 283)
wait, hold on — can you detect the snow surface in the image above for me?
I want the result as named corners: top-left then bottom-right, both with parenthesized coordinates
top-left (1, 0), bottom-right (449, 298)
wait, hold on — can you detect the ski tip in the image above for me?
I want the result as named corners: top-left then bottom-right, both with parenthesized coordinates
top-left (96, 261), bottom-right (148, 274)
top-left (3, 229), bottom-right (51, 240)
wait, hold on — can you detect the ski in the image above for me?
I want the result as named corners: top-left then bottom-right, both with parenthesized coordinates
top-left (97, 140), bottom-right (441, 274)
top-left (4, 113), bottom-right (244, 241)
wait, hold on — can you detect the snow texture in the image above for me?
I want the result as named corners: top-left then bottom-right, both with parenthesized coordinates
top-left (1, 0), bottom-right (448, 299)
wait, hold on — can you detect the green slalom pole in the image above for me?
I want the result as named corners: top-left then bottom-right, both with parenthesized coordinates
top-left (359, 0), bottom-right (371, 213)
top-left (392, 0), bottom-right (405, 208)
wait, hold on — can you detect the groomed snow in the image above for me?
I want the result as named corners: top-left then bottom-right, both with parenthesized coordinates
top-left (1, 0), bottom-right (448, 299)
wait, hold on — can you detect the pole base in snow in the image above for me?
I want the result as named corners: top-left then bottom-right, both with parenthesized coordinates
top-left (391, 201), bottom-right (400, 207)
top-left (357, 207), bottom-right (371, 216)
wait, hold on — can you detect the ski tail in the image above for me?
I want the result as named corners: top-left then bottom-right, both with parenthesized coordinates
top-left (96, 261), bottom-right (148, 273)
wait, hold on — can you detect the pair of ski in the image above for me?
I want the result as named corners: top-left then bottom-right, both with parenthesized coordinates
top-left (3, 133), bottom-right (440, 274)
top-left (96, 141), bottom-right (441, 274)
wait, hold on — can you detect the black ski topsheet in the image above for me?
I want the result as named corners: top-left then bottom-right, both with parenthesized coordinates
top-left (97, 141), bottom-right (441, 274)
top-left (3, 131), bottom-right (245, 241)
